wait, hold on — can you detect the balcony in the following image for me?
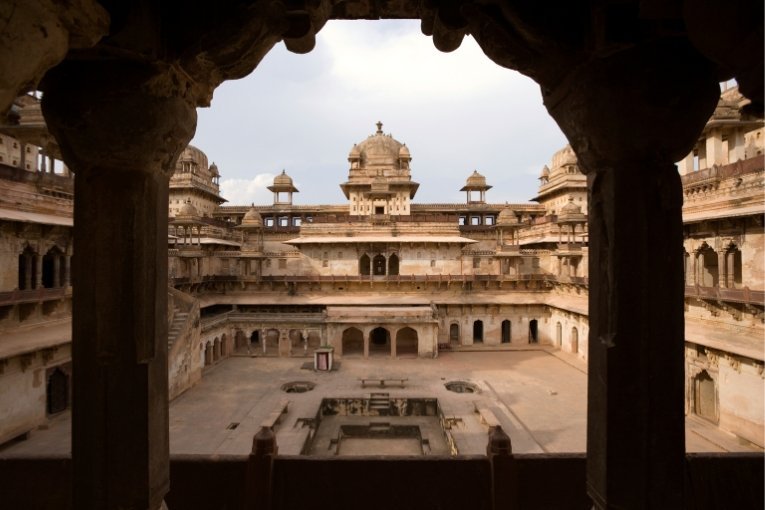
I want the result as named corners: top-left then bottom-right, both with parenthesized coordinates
top-left (685, 285), bottom-right (765, 306)
top-left (0, 287), bottom-right (71, 306)
top-left (0, 430), bottom-right (760, 510)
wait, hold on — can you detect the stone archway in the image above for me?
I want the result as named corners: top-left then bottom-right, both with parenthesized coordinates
top-left (449, 323), bottom-right (460, 345)
top-left (372, 254), bottom-right (386, 276)
top-left (213, 337), bottom-right (220, 361)
top-left (369, 327), bottom-right (390, 356)
top-left (359, 254), bottom-right (370, 276)
top-left (388, 253), bottom-right (399, 276)
top-left (472, 320), bottom-right (483, 343)
top-left (264, 329), bottom-right (280, 355)
top-left (46, 367), bottom-right (69, 415)
top-left (42, 246), bottom-right (64, 289)
top-left (396, 327), bottom-right (418, 357)
top-left (528, 319), bottom-right (538, 344)
top-left (501, 320), bottom-right (511, 343)
top-left (694, 370), bottom-right (718, 424)
top-left (341, 327), bottom-right (364, 357)
top-left (571, 327), bottom-right (579, 354)
top-left (204, 342), bottom-right (213, 366)
top-left (289, 329), bottom-right (304, 356)
top-left (698, 244), bottom-right (718, 287)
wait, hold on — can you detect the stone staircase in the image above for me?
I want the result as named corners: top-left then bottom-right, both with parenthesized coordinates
top-left (369, 392), bottom-right (391, 415)
top-left (168, 307), bottom-right (190, 349)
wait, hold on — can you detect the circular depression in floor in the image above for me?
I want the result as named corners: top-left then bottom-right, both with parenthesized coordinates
top-left (444, 381), bottom-right (480, 394)
top-left (281, 381), bottom-right (316, 393)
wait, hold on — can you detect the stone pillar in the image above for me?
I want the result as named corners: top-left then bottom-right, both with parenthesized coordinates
top-left (53, 255), bottom-right (61, 288)
top-left (391, 328), bottom-right (397, 358)
top-left (729, 128), bottom-right (746, 163)
top-left (64, 254), bottom-right (71, 288)
top-left (677, 151), bottom-right (695, 175)
top-left (43, 61), bottom-right (196, 510)
top-left (19, 142), bottom-right (26, 170)
top-left (706, 128), bottom-right (725, 165)
top-left (24, 254), bottom-right (33, 290)
top-left (363, 328), bottom-right (370, 358)
top-left (34, 251), bottom-right (43, 289)
top-left (545, 40), bottom-right (719, 509)
top-left (717, 250), bottom-right (727, 288)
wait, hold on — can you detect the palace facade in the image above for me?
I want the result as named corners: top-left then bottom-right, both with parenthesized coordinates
top-left (0, 88), bottom-right (762, 452)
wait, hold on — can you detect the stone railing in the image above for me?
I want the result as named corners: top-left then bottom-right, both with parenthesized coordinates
top-left (0, 286), bottom-right (71, 306)
top-left (1, 437), bottom-right (761, 510)
top-left (685, 285), bottom-right (764, 305)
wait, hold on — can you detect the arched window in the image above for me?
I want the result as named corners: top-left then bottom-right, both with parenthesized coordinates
top-left (556, 322), bottom-right (562, 346)
top-left (388, 253), bottom-right (399, 276)
top-left (501, 320), bottom-right (511, 343)
top-left (571, 327), bottom-right (579, 353)
top-left (42, 246), bottom-right (64, 288)
top-left (725, 245), bottom-right (742, 288)
top-left (473, 320), bottom-right (483, 343)
top-left (698, 244), bottom-right (718, 287)
top-left (373, 254), bottom-right (386, 276)
top-left (359, 254), bottom-right (371, 275)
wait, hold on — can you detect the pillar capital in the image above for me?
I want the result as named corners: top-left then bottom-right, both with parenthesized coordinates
top-left (42, 61), bottom-right (197, 178)
top-left (544, 39), bottom-right (719, 171)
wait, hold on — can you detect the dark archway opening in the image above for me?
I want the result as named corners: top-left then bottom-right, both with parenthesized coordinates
top-left (250, 330), bottom-right (260, 344)
top-left (396, 327), bottom-right (418, 357)
top-left (42, 247), bottom-right (63, 289)
top-left (528, 319), bottom-right (538, 343)
top-left (370, 327), bottom-right (390, 356)
top-left (501, 320), bottom-right (511, 343)
top-left (46, 367), bottom-right (69, 415)
top-left (373, 254), bottom-right (386, 276)
top-left (359, 254), bottom-right (370, 276)
top-left (473, 320), bottom-right (483, 343)
top-left (449, 323), bottom-right (459, 345)
top-left (388, 253), bottom-right (399, 276)
top-left (342, 327), bottom-right (364, 356)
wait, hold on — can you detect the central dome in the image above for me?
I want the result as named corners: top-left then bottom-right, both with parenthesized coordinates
top-left (349, 121), bottom-right (406, 167)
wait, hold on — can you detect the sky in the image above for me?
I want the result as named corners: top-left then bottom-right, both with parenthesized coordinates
top-left (191, 20), bottom-right (568, 207)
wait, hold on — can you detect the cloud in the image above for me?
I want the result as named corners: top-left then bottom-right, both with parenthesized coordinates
top-left (192, 20), bottom-right (569, 208)
top-left (219, 174), bottom-right (275, 205)
top-left (319, 21), bottom-right (527, 102)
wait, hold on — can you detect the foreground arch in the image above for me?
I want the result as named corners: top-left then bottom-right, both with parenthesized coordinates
top-left (1, 2), bottom-right (759, 508)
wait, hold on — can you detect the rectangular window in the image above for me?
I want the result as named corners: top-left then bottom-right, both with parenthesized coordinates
top-left (278, 216), bottom-right (289, 227)
top-left (458, 216), bottom-right (466, 226)
top-left (265, 218), bottom-right (274, 227)
top-left (292, 217), bottom-right (302, 226)
top-left (473, 257), bottom-right (480, 268)
top-left (485, 216), bottom-right (495, 226)
top-left (470, 216), bottom-right (480, 225)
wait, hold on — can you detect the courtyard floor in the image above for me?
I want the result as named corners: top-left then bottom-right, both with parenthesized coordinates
top-left (1, 348), bottom-right (760, 457)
